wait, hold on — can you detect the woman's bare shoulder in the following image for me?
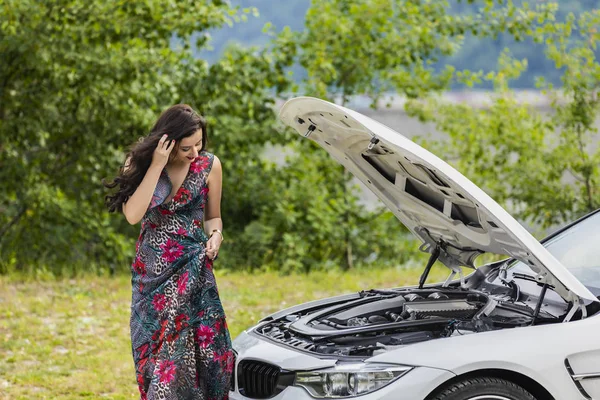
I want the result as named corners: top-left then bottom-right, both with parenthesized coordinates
top-left (206, 154), bottom-right (221, 185)
top-left (212, 154), bottom-right (221, 168)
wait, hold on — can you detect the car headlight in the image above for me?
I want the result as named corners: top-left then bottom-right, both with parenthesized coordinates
top-left (294, 363), bottom-right (413, 398)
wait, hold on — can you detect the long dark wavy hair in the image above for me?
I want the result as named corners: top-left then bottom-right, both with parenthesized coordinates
top-left (103, 104), bottom-right (208, 213)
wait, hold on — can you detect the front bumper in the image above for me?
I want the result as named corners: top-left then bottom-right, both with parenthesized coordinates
top-left (229, 330), bottom-right (455, 400)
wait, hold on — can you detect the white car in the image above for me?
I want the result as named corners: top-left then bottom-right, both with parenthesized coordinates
top-left (230, 97), bottom-right (600, 400)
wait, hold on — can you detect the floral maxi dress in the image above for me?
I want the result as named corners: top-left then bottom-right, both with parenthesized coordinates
top-left (129, 151), bottom-right (234, 400)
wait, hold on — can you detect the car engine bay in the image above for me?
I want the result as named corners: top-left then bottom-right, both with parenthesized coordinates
top-left (254, 281), bottom-right (572, 359)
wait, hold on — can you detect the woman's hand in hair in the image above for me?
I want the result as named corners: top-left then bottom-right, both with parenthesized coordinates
top-left (152, 134), bottom-right (175, 168)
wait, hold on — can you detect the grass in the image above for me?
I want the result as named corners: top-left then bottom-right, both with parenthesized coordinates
top-left (0, 266), bottom-right (449, 399)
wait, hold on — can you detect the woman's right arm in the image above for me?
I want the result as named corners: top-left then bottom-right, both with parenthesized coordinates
top-left (123, 134), bottom-right (174, 225)
top-left (122, 163), bottom-right (164, 225)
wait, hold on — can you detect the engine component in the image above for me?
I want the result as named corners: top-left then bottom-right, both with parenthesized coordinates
top-left (347, 317), bottom-right (369, 327)
top-left (428, 292), bottom-right (449, 300)
top-left (368, 315), bottom-right (389, 324)
top-left (327, 297), bottom-right (405, 325)
top-left (385, 311), bottom-right (402, 322)
top-left (388, 331), bottom-right (434, 345)
top-left (403, 299), bottom-right (479, 320)
top-left (404, 293), bottom-right (424, 302)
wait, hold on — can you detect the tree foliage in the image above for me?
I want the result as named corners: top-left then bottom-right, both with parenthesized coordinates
top-left (1, 0), bottom-right (598, 276)
top-left (407, 9), bottom-right (600, 229)
top-left (0, 0), bottom-right (290, 274)
top-left (204, 0), bottom-right (599, 89)
top-left (287, 0), bottom-right (556, 102)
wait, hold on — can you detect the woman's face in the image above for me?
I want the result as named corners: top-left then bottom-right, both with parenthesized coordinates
top-left (172, 129), bottom-right (203, 164)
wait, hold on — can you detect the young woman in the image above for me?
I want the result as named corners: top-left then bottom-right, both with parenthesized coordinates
top-left (104, 104), bottom-right (234, 399)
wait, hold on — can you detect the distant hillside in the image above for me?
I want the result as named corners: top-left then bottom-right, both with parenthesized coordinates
top-left (197, 0), bottom-right (598, 89)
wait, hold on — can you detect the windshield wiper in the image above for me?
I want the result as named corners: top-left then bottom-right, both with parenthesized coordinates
top-left (508, 272), bottom-right (560, 325)
top-left (512, 272), bottom-right (556, 289)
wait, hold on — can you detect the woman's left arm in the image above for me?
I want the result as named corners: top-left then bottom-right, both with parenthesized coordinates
top-left (204, 156), bottom-right (223, 259)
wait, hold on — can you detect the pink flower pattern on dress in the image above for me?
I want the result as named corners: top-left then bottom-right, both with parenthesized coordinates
top-left (157, 360), bottom-right (176, 384)
top-left (213, 349), bottom-right (235, 374)
top-left (158, 207), bottom-right (174, 215)
top-left (195, 325), bottom-right (215, 348)
top-left (160, 238), bottom-right (184, 263)
top-left (175, 313), bottom-right (189, 331)
top-left (132, 257), bottom-right (146, 275)
top-left (152, 293), bottom-right (167, 312)
top-left (177, 271), bottom-right (189, 295)
top-left (173, 187), bottom-right (191, 205)
top-left (190, 155), bottom-right (211, 173)
top-left (214, 318), bottom-right (223, 332)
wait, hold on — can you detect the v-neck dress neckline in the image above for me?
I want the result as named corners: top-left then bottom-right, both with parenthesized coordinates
top-left (161, 163), bottom-right (192, 206)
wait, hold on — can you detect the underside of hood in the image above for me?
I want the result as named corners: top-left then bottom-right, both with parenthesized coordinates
top-left (278, 96), bottom-right (597, 304)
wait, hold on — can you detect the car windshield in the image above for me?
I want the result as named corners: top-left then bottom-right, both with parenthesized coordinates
top-left (509, 211), bottom-right (600, 292)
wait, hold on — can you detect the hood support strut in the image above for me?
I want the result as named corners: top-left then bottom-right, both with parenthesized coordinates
top-left (531, 283), bottom-right (549, 326)
top-left (419, 246), bottom-right (441, 289)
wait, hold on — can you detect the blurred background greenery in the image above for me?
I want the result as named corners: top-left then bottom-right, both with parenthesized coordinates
top-left (0, 0), bottom-right (599, 278)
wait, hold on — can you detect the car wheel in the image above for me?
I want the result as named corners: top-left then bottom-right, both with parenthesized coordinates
top-left (429, 377), bottom-right (537, 400)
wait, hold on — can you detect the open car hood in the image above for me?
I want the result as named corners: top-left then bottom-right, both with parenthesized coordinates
top-left (279, 97), bottom-right (597, 303)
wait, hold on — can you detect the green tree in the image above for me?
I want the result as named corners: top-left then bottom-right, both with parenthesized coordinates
top-left (0, 0), bottom-right (292, 275)
top-left (544, 10), bottom-right (600, 219)
top-left (406, 9), bottom-right (600, 229)
top-left (203, 0), bottom-right (599, 89)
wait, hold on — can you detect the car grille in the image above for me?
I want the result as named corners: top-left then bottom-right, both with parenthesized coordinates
top-left (237, 360), bottom-right (281, 399)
